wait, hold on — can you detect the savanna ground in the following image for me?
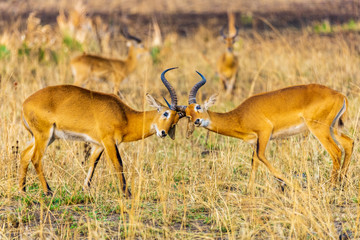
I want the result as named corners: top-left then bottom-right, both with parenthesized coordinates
top-left (1, 1), bottom-right (360, 239)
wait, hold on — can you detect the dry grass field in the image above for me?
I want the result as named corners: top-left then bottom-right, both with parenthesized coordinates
top-left (1, 2), bottom-right (360, 239)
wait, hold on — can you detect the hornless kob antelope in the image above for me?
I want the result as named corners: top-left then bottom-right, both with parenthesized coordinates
top-left (185, 72), bottom-right (353, 194)
top-left (20, 68), bottom-right (184, 197)
top-left (217, 12), bottom-right (239, 96)
top-left (71, 27), bottom-right (147, 94)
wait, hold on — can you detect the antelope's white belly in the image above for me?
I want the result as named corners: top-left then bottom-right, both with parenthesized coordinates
top-left (271, 123), bottom-right (307, 139)
top-left (244, 137), bottom-right (257, 144)
top-left (54, 129), bottom-right (99, 144)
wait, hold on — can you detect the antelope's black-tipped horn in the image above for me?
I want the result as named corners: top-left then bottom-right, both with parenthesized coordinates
top-left (121, 26), bottom-right (142, 43)
top-left (161, 67), bottom-right (178, 110)
top-left (120, 26), bottom-right (129, 37)
top-left (127, 34), bottom-right (142, 44)
top-left (231, 26), bottom-right (239, 39)
top-left (163, 97), bottom-right (171, 109)
top-left (220, 25), bottom-right (227, 39)
top-left (188, 71), bottom-right (207, 104)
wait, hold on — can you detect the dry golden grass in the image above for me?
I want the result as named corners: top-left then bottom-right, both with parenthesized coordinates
top-left (0, 11), bottom-right (360, 239)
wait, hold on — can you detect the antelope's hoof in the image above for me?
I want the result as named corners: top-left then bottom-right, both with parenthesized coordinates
top-left (126, 190), bottom-right (132, 198)
top-left (280, 183), bottom-right (286, 192)
top-left (275, 178), bottom-right (287, 192)
top-left (18, 189), bottom-right (26, 196)
top-left (122, 187), bottom-right (132, 198)
top-left (126, 189), bottom-right (131, 198)
top-left (43, 190), bottom-right (53, 197)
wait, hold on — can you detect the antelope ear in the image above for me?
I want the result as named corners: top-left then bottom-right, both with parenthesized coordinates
top-left (146, 93), bottom-right (163, 111)
top-left (204, 93), bottom-right (218, 110)
top-left (168, 125), bottom-right (176, 140)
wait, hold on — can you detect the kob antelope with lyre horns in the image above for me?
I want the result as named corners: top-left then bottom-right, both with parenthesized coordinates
top-left (185, 72), bottom-right (353, 194)
top-left (20, 68), bottom-right (184, 197)
top-left (217, 12), bottom-right (239, 96)
top-left (71, 27), bottom-right (147, 94)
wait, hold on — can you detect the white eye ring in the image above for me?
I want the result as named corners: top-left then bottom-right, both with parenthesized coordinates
top-left (196, 105), bottom-right (201, 110)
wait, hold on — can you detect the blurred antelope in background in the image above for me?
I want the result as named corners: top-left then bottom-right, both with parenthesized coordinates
top-left (151, 17), bottom-right (162, 49)
top-left (148, 16), bottom-right (180, 65)
top-left (217, 11), bottom-right (239, 96)
top-left (24, 12), bottom-right (55, 48)
top-left (57, 3), bottom-right (94, 44)
top-left (185, 72), bottom-right (353, 195)
top-left (70, 27), bottom-right (148, 94)
top-left (20, 68), bottom-right (185, 197)
top-left (149, 17), bottom-right (178, 64)
top-left (149, 17), bottom-right (163, 64)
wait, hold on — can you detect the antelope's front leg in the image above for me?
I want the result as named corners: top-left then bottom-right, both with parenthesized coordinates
top-left (248, 145), bottom-right (260, 196)
top-left (102, 139), bottom-right (131, 197)
top-left (83, 146), bottom-right (104, 189)
top-left (256, 130), bottom-right (291, 189)
top-left (225, 74), bottom-right (237, 96)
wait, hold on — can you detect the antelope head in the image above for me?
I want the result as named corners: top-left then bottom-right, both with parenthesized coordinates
top-left (185, 71), bottom-right (217, 136)
top-left (220, 25), bottom-right (239, 52)
top-left (150, 67), bottom-right (186, 139)
top-left (121, 26), bottom-right (148, 58)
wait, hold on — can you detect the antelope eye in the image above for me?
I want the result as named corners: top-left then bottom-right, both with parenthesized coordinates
top-left (196, 105), bottom-right (201, 110)
top-left (163, 112), bottom-right (169, 117)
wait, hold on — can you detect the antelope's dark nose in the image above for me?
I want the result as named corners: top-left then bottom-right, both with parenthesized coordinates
top-left (161, 130), bottom-right (167, 137)
top-left (194, 119), bottom-right (200, 125)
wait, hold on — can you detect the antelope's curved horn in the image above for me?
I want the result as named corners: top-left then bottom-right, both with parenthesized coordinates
top-left (126, 34), bottom-right (142, 44)
top-left (220, 25), bottom-right (227, 39)
top-left (120, 26), bottom-right (129, 37)
top-left (163, 97), bottom-right (171, 109)
top-left (188, 71), bottom-right (206, 104)
top-left (161, 67), bottom-right (178, 110)
top-left (231, 26), bottom-right (239, 39)
top-left (121, 26), bottom-right (142, 43)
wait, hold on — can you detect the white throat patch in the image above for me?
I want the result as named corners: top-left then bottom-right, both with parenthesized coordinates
top-left (200, 119), bottom-right (210, 127)
top-left (152, 124), bottom-right (161, 137)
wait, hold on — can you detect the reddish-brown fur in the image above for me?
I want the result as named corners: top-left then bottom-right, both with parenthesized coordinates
top-left (216, 12), bottom-right (239, 96)
top-left (186, 84), bottom-right (353, 194)
top-left (71, 42), bottom-right (147, 94)
top-left (20, 85), bottom-right (180, 197)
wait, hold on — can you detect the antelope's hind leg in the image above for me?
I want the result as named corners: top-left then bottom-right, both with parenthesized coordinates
top-left (19, 139), bottom-right (35, 192)
top-left (32, 134), bottom-right (53, 194)
top-left (334, 131), bottom-right (354, 183)
top-left (20, 133), bottom-right (53, 195)
top-left (306, 121), bottom-right (342, 185)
